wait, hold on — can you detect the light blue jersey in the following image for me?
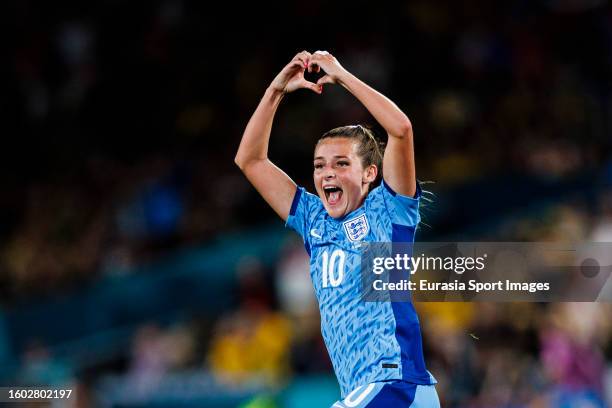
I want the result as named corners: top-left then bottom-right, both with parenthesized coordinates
top-left (286, 180), bottom-right (436, 398)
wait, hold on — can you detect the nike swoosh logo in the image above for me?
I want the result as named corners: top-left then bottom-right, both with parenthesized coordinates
top-left (310, 229), bottom-right (322, 239)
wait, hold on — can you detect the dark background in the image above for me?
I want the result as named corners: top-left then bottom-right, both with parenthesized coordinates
top-left (0, 1), bottom-right (611, 407)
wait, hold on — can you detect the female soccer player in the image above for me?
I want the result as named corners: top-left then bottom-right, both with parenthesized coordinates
top-left (235, 50), bottom-right (440, 407)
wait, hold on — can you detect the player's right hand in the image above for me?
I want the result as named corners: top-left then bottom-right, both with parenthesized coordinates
top-left (269, 51), bottom-right (322, 95)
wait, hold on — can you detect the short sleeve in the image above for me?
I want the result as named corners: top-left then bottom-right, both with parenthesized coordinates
top-left (377, 179), bottom-right (422, 226)
top-left (285, 186), bottom-right (321, 239)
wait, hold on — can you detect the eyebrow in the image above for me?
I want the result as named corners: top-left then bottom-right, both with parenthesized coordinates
top-left (313, 155), bottom-right (350, 161)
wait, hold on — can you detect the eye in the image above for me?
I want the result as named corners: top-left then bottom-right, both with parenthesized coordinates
top-left (337, 161), bottom-right (350, 167)
top-left (314, 163), bottom-right (323, 170)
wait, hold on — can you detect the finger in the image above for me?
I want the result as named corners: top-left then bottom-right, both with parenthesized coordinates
top-left (313, 50), bottom-right (329, 56)
top-left (286, 60), bottom-right (304, 70)
top-left (294, 50), bottom-right (312, 68)
top-left (309, 53), bottom-right (328, 68)
top-left (308, 62), bottom-right (322, 73)
top-left (308, 61), bottom-right (320, 73)
top-left (300, 79), bottom-right (322, 94)
top-left (308, 57), bottom-right (322, 73)
top-left (282, 60), bottom-right (304, 76)
top-left (292, 56), bottom-right (308, 69)
top-left (316, 75), bottom-right (335, 85)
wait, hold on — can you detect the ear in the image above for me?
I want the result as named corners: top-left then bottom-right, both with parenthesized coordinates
top-left (362, 164), bottom-right (378, 185)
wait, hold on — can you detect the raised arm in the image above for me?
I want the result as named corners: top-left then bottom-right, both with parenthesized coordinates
top-left (309, 51), bottom-right (416, 198)
top-left (235, 51), bottom-right (322, 221)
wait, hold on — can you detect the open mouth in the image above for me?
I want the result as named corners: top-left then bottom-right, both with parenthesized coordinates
top-left (323, 186), bottom-right (343, 206)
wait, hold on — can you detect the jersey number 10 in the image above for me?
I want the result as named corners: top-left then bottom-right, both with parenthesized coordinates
top-left (321, 249), bottom-right (346, 288)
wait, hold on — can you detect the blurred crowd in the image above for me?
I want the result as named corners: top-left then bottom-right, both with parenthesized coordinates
top-left (2, 0), bottom-right (612, 298)
top-left (12, 228), bottom-right (612, 407)
top-left (1, 0), bottom-right (612, 406)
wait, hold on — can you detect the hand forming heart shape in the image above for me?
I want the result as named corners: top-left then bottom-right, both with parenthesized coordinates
top-left (269, 50), bottom-right (347, 95)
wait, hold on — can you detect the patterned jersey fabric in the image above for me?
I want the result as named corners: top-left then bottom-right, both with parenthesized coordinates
top-left (286, 180), bottom-right (436, 398)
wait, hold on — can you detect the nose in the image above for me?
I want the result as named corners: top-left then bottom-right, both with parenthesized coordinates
top-left (323, 167), bottom-right (336, 179)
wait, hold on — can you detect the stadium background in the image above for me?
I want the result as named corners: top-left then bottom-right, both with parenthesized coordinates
top-left (1, 0), bottom-right (611, 406)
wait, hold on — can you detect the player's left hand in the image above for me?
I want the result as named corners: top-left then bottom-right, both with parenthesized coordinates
top-left (309, 51), bottom-right (348, 86)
